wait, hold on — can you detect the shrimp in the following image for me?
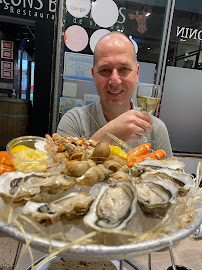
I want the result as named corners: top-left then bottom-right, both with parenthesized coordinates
top-left (126, 143), bottom-right (151, 160)
top-left (127, 149), bottom-right (166, 167)
top-left (0, 151), bottom-right (13, 166)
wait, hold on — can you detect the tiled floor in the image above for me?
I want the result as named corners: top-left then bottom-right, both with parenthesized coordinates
top-left (0, 236), bottom-right (47, 270)
top-left (0, 237), bottom-right (19, 269)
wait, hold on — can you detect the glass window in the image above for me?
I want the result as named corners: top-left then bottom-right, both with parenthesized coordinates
top-left (60, 0), bottom-right (168, 116)
top-left (160, 0), bottom-right (202, 154)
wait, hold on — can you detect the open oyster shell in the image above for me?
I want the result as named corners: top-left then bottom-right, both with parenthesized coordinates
top-left (83, 182), bottom-right (137, 230)
top-left (0, 172), bottom-right (76, 203)
top-left (139, 169), bottom-right (195, 196)
top-left (136, 179), bottom-right (179, 218)
top-left (131, 157), bottom-right (185, 177)
top-left (22, 192), bottom-right (93, 225)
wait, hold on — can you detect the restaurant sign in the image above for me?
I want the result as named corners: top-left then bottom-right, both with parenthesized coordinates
top-left (176, 26), bottom-right (202, 41)
top-left (0, 0), bottom-right (56, 20)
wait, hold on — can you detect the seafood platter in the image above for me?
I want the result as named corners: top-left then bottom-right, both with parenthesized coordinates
top-left (0, 133), bottom-right (201, 262)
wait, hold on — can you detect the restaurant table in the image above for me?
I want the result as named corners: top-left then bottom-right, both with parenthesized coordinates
top-left (0, 234), bottom-right (201, 270)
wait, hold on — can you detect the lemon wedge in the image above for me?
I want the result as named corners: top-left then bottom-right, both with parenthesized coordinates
top-left (12, 145), bottom-right (31, 153)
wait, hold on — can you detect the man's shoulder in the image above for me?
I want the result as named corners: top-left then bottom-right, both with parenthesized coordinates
top-left (151, 115), bottom-right (165, 126)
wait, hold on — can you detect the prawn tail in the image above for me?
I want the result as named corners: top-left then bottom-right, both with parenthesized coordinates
top-left (127, 149), bottom-right (166, 167)
top-left (127, 143), bottom-right (151, 160)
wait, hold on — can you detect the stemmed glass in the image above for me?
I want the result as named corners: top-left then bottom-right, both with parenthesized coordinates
top-left (136, 83), bottom-right (162, 143)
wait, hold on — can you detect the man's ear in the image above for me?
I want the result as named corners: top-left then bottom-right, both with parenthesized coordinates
top-left (136, 64), bottom-right (140, 84)
top-left (92, 67), bottom-right (96, 83)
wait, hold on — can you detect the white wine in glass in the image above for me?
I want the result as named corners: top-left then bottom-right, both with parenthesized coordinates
top-left (136, 84), bottom-right (161, 114)
top-left (136, 84), bottom-right (162, 143)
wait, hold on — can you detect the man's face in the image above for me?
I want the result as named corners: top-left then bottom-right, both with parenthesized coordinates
top-left (92, 36), bottom-right (139, 111)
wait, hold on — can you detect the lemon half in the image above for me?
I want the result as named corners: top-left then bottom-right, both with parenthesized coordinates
top-left (12, 145), bottom-right (31, 153)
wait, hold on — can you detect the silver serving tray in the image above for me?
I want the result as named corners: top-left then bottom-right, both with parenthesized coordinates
top-left (0, 209), bottom-right (201, 261)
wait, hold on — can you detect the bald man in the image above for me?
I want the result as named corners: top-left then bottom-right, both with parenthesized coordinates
top-left (57, 32), bottom-right (172, 157)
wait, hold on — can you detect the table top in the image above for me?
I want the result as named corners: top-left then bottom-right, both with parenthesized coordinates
top-left (125, 236), bottom-right (202, 270)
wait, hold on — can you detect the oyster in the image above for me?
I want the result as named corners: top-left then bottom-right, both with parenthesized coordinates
top-left (22, 192), bottom-right (93, 225)
top-left (0, 172), bottom-right (76, 203)
top-left (83, 182), bottom-right (137, 230)
top-left (131, 157), bottom-right (185, 177)
top-left (136, 179), bottom-right (179, 218)
top-left (139, 169), bottom-right (195, 196)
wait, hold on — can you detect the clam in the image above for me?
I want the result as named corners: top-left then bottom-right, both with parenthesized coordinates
top-left (83, 182), bottom-right (137, 230)
top-left (0, 172), bottom-right (76, 203)
top-left (91, 141), bottom-right (111, 163)
top-left (136, 179), bottom-right (179, 218)
top-left (23, 192), bottom-right (93, 225)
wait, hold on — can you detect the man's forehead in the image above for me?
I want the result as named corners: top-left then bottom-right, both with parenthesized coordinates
top-left (97, 61), bottom-right (133, 68)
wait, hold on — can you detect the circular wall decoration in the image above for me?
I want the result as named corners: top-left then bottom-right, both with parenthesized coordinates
top-left (66, 0), bottom-right (91, 18)
top-left (90, 29), bottom-right (111, 53)
top-left (64, 25), bottom-right (89, 52)
top-left (91, 0), bottom-right (119, 28)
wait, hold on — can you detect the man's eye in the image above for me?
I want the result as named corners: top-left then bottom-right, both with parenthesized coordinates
top-left (119, 67), bottom-right (130, 76)
top-left (99, 69), bottom-right (111, 76)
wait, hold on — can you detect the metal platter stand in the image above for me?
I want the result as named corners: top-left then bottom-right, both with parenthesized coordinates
top-left (0, 209), bottom-right (201, 270)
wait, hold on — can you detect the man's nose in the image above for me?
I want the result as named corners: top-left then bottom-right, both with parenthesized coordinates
top-left (109, 69), bottom-right (121, 86)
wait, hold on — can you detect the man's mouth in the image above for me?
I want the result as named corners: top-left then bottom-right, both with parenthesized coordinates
top-left (108, 90), bottom-right (123, 94)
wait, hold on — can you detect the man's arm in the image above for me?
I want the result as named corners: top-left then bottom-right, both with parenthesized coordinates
top-left (91, 109), bottom-right (153, 142)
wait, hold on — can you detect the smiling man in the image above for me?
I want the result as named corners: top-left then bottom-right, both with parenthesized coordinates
top-left (57, 32), bottom-right (172, 157)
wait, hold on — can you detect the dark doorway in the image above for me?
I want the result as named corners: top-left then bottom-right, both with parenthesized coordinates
top-left (0, 20), bottom-right (35, 101)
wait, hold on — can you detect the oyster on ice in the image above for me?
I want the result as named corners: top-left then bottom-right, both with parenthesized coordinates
top-left (136, 179), bottom-right (179, 218)
top-left (131, 157), bottom-right (185, 177)
top-left (22, 192), bottom-right (93, 225)
top-left (83, 182), bottom-right (137, 230)
top-left (0, 172), bottom-right (76, 203)
top-left (139, 169), bottom-right (195, 196)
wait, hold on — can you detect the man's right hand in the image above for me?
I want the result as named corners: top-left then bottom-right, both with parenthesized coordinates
top-left (91, 110), bottom-right (153, 142)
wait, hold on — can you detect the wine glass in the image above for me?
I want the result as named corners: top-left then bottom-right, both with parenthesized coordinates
top-left (136, 83), bottom-right (162, 143)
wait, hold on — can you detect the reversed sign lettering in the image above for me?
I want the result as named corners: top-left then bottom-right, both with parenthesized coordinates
top-left (63, 52), bottom-right (93, 81)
